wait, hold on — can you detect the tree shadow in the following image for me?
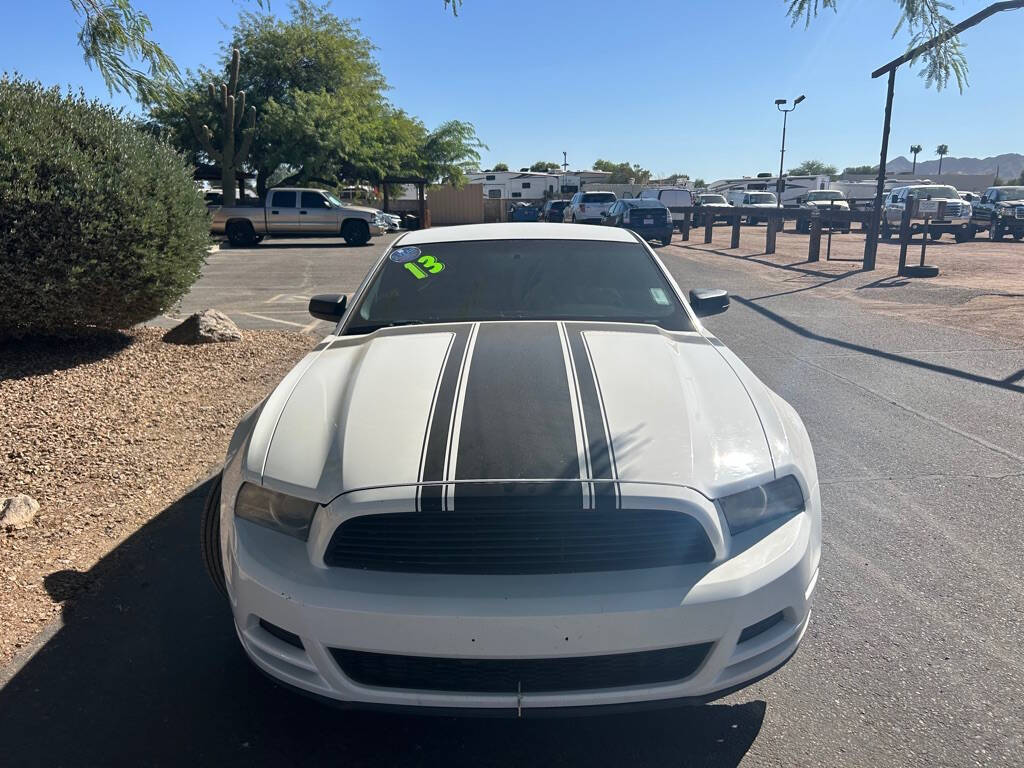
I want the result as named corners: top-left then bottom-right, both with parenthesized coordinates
top-left (0, 478), bottom-right (766, 768)
top-left (0, 331), bottom-right (134, 382)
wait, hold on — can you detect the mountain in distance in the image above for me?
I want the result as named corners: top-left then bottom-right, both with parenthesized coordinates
top-left (886, 153), bottom-right (1023, 178)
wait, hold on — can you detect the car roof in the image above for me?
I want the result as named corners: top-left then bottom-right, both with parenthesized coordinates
top-left (398, 223), bottom-right (638, 244)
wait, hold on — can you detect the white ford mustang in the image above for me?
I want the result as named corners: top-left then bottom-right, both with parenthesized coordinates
top-left (202, 222), bottom-right (820, 714)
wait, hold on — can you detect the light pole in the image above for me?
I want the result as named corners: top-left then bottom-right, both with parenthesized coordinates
top-left (775, 95), bottom-right (805, 207)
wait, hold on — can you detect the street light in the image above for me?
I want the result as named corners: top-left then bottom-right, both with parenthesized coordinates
top-left (775, 94), bottom-right (806, 207)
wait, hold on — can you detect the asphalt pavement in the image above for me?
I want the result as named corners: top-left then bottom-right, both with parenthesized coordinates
top-left (3, 232), bottom-right (1022, 767)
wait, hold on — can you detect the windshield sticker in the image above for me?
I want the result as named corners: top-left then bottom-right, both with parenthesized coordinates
top-left (404, 254), bottom-right (445, 280)
top-left (650, 287), bottom-right (670, 306)
top-left (389, 246), bottom-right (422, 263)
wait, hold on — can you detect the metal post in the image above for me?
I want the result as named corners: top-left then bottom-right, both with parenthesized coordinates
top-left (382, 184), bottom-right (390, 214)
top-left (808, 210), bottom-right (821, 261)
top-left (920, 213), bottom-right (929, 266)
top-left (897, 201), bottom-right (913, 275)
top-left (682, 209), bottom-right (690, 241)
top-left (865, 68), bottom-right (896, 271)
top-left (731, 213), bottom-right (741, 248)
top-left (704, 212), bottom-right (713, 244)
top-left (418, 183), bottom-right (427, 229)
top-left (765, 213), bottom-right (778, 254)
top-left (777, 110), bottom-right (788, 208)
top-left (826, 201), bottom-right (834, 260)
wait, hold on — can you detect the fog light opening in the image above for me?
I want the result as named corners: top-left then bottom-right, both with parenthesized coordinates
top-left (738, 611), bottom-right (785, 644)
top-left (258, 618), bottom-right (304, 650)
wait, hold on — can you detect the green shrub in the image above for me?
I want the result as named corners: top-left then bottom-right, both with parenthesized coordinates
top-left (0, 77), bottom-right (210, 338)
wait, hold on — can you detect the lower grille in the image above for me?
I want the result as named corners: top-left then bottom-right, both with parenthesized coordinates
top-left (332, 644), bottom-right (712, 693)
top-left (1015, 206), bottom-right (1024, 219)
top-left (323, 509), bottom-right (715, 574)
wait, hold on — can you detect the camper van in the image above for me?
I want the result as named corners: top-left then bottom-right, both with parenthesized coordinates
top-left (708, 175), bottom-right (829, 207)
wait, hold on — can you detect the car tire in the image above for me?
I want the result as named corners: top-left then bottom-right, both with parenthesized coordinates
top-left (929, 231), bottom-right (942, 241)
top-left (881, 220), bottom-right (893, 241)
top-left (1015, 232), bottom-right (1024, 241)
top-left (226, 221), bottom-right (257, 247)
top-left (200, 473), bottom-right (228, 600)
top-left (342, 219), bottom-right (371, 246)
top-left (841, 226), bottom-right (851, 234)
top-left (989, 223), bottom-right (1004, 241)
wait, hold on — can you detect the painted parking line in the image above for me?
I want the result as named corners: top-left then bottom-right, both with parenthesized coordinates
top-left (238, 312), bottom-right (310, 329)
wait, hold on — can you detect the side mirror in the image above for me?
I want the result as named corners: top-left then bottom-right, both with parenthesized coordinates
top-left (689, 289), bottom-right (729, 317)
top-left (308, 293), bottom-right (347, 322)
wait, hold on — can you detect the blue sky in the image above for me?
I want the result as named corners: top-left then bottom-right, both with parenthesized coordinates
top-left (2, 0), bottom-right (1018, 180)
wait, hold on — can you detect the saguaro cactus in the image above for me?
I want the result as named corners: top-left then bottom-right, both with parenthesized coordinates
top-left (191, 48), bottom-right (256, 207)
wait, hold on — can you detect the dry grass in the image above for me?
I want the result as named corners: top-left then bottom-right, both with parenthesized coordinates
top-left (0, 328), bottom-right (315, 665)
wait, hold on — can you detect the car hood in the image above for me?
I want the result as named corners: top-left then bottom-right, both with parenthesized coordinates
top-left (805, 200), bottom-right (848, 208)
top-left (244, 321), bottom-right (776, 504)
top-left (342, 204), bottom-right (380, 215)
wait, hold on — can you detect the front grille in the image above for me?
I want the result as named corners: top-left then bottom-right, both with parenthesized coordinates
top-left (1015, 206), bottom-right (1024, 219)
top-left (323, 509), bottom-right (715, 574)
top-left (332, 643), bottom-right (712, 693)
top-left (944, 202), bottom-right (963, 217)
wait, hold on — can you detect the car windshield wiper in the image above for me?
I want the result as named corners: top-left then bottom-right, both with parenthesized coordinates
top-left (344, 320), bottom-right (427, 335)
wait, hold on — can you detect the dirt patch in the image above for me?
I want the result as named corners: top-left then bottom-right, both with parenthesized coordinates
top-left (0, 327), bottom-right (315, 665)
top-left (671, 226), bottom-right (1024, 342)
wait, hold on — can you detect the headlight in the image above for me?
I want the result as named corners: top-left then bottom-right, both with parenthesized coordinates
top-left (234, 483), bottom-right (318, 540)
top-left (961, 203), bottom-right (971, 217)
top-left (717, 475), bottom-right (804, 535)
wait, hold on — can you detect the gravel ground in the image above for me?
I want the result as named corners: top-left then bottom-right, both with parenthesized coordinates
top-left (0, 327), bottom-right (315, 664)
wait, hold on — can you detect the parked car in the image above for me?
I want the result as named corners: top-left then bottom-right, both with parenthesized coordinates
top-left (970, 186), bottom-right (1024, 241)
top-left (381, 213), bottom-right (402, 231)
top-left (693, 193), bottom-right (732, 227)
top-left (509, 202), bottom-right (541, 222)
top-left (881, 185), bottom-right (972, 242)
top-left (211, 187), bottom-right (387, 247)
top-left (726, 190), bottom-right (778, 224)
top-left (564, 190), bottom-right (617, 224)
top-left (541, 199), bottom-right (570, 223)
top-left (201, 222), bottom-right (821, 714)
top-left (600, 198), bottom-right (674, 245)
top-left (638, 187), bottom-right (695, 231)
top-left (795, 190), bottom-right (850, 234)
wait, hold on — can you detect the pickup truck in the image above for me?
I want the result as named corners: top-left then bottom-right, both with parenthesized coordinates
top-left (211, 187), bottom-right (387, 246)
top-left (880, 184), bottom-right (971, 242)
top-left (970, 186), bottom-right (1024, 241)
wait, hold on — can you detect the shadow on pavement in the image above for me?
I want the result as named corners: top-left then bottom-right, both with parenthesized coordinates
top-left (0, 478), bottom-right (765, 768)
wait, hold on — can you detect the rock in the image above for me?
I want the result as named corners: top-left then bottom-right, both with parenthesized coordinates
top-left (163, 310), bottom-right (242, 345)
top-left (1, 494), bottom-right (40, 529)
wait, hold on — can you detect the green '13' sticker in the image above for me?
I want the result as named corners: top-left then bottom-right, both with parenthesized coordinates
top-left (404, 254), bottom-right (445, 279)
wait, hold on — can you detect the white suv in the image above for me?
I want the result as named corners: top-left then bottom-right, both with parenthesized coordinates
top-left (639, 187), bottom-right (695, 231)
top-left (564, 191), bottom-right (617, 224)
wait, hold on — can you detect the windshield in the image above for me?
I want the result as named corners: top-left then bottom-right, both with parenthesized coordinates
top-left (908, 186), bottom-right (958, 200)
top-left (748, 193), bottom-right (776, 204)
top-left (582, 193), bottom-right (616, 203)
top-left (700, 195), bottom-right (727, 204)
top-left (996, 188), bottom-right (1024, 201)
top-left (346, 239), bottom-right (694, 334)
top-left (806, 191), bottom-right (844, 201)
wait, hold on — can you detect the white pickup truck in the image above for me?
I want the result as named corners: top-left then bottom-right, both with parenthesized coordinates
top-left (211, 187), bottom-right (387, 246)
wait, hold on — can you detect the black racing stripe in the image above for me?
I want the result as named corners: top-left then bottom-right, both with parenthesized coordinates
top-left (567, 326), bottom-right (617, 510)
top-left (453, 323), bottom-right (582, 508)
top-left (418, 328), bottom-right (471, 512)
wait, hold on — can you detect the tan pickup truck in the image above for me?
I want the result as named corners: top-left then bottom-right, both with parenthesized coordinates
top-left (211, 187), bottom-right (387, 246)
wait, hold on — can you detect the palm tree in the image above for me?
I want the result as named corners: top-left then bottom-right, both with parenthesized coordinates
top-left (935, 144), bottom-right (949, 175)
top-left (910, 144), bottom-right (922, 174)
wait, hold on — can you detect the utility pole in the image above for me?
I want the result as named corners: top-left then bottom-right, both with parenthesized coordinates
top-left (775, 95), bottom-right (805, 207)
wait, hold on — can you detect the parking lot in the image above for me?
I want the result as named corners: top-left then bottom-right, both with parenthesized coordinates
top-left (3, 229), bottom-right (1023, 766)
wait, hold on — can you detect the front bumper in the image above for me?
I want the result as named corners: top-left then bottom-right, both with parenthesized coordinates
top-left (368, 222), bottom-right (386, 236)
top-left (223, 489), bottom-right (819, 712)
